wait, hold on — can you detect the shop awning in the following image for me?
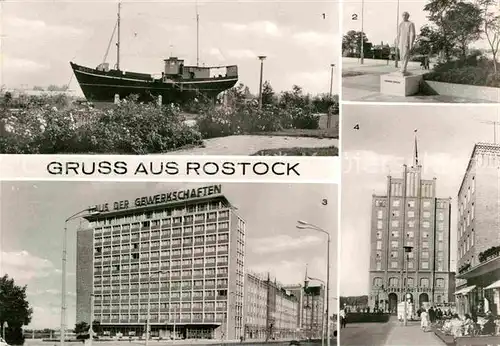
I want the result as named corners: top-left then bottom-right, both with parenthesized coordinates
top-left (454, 285), bottom-right (476, 295)
top-left (485, 280), bottom-right (500, 290)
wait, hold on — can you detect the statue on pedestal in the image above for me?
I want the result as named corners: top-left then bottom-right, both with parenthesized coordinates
top-left (396, 12), bottom-right (416, 75)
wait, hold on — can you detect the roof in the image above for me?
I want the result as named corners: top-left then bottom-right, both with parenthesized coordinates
top-left (458, 142), bottom-right (500, 196)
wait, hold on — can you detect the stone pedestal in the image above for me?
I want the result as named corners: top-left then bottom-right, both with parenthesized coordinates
top-left (380, 73), bottom-right (422, 96)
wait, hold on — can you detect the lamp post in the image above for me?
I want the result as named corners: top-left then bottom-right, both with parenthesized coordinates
top-left (360, 0), bottom-right (365, 64)
top-left (257, 56), bottom-right (266, 109)
top-left (145, 271), bottom-right (162, 346)
top-left (297, 221), bottom-right (331, 346)
top-left (403, 246), bottom-right (413, 327)
top-left (329, 64), bottom-right (335, 97)
top-left (61, 209), bottom-right (100, 346)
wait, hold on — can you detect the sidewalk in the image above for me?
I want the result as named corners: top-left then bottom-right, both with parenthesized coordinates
top-left (384, 321), bottom-right (445, 346)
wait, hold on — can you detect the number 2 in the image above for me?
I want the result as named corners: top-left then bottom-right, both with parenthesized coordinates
top-left (352, 14), bottom-right (358, 20)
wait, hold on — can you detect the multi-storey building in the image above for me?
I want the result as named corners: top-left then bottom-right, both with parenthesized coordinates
top-left (283, 270), bottom-right (325, 340)
top-left (368, 149), bottom-right (455, 314)
top-left (76, 184), bottom-right (246, 340)
top-left (243, 272), bottom-right (299, 340)
top-left (455, 143), bottom-right (500, 316)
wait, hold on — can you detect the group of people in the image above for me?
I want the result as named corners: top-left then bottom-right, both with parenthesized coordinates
top-left (418, 306), bottom-right (445, 332)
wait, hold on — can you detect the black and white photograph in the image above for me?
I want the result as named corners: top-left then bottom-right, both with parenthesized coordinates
top-left (0, 1), bottom-right (339, 156)
top-left (0, 182), bottom-right (338, 346)
top-left (342, 0), bottom-right (500, 103)
top-left (339, 104), bottom-right (500, 345)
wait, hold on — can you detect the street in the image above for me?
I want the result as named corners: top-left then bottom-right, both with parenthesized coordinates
top-left (338, 322), bottom-right (394, 346)
top-left (24, 339), bottom-right (336, 346)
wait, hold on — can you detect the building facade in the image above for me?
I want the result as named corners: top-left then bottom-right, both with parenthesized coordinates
top-left (76, 185), bottom-right (246, 340)
top-left (243, 272), bottom-right (299, 340)
top-left (455, 143), bottom-right (500, 317)
top-left (368, 156), bottom-right (455, 314)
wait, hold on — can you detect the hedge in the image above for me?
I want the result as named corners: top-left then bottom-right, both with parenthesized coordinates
top-left (344, 313), bottom-right (391, 323)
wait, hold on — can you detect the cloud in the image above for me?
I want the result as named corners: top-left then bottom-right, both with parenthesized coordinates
top-left (3, 16), bottom-right (84, 38)
top-left (293, 31), bottom-right (333, 47)
top-left (0, 251), bottom-right (57, 282)
top-left (222, 20), bottom-right (283, 38)
top-left (1, 57), bottom-right (50, 73)
top-left (227, 49), bottom-right (257, 59)
top-left (248, 234), bottom-right (322, 255)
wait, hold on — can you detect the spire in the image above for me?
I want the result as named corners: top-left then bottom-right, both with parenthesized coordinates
top-left (413, 129), bottom-right (419, 167)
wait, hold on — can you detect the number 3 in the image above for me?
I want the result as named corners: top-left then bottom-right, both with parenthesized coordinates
top-left (322, 199), bottom-right (328, 205)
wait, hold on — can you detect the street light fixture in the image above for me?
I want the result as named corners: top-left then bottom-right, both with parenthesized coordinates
top-left (403, 246), bottom-right (413, 327)
top-left (329, 64), bottom-right (335, 97)
top-left (296, 220), bottom-right (331, 346)
top-left (257, 56), bottom-right (266, 109)
top-left (145, 271), bottom-right (162, 346)
top-left (61, 209), bottom-right (100, 346)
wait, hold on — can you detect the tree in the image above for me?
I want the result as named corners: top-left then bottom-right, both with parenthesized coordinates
top-left (33, 86), bottom-right (44, 91)
top-left (47, 85), bottom-right (69, 92)
top-left (261, 81), bottom-right (275, 105)
top-left (342, 30), bottom-right (373, 58)
top-left (0, 275), bottom-right (33, 345)
top-left (74, 321), bottom-right (90, 339)
top-left (479, 0), bottom-right (500, 73)
top-left (443, 2), bottom-right (483, 58)
top-left (424, 0), bottom-right (458, 61)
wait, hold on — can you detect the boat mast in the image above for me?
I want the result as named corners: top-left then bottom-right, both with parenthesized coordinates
top-left (196, 1), bottom-right (199, 66)
top-left (116, 2), bottom-right (121, 70)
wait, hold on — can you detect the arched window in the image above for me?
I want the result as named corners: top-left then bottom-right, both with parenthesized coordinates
top-left (389, 277), bottom-right (399, 287)
top-left (373, 277), bottom-right (383, 287)
top-left (407, 277), bottom-right (414, 287)
top-left (420, 278), bottom-right (430, 288)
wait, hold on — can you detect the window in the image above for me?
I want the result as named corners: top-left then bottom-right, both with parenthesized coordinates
top-left (408, 201), bottom-right (415, 208)
top-left (407, 277), bottom-right (414, 287)
top-left (393, 200), bottom-right (400, 207)
top-left (406, 231), bottom-right (414, 238)
top-left (376, 241), bottom-right (382, 250)
top-left (471, 229), bottom-right (474, 246)
top-left (377, 220), bottom-right (383, 230)
top-left (391, 231), bottom-right (399, 238)
top-left (391, 220), bottom-right (399, 228)
top-left (388, 277), bottom-right (399, 287)
top-left (407, 211), bottom-right (415, 218)
top-left (423, 211), bottom-right (431, 218)
top-left (392, 210), bottom-right (400, 217)
top-left (438, 212), bottom-right (445, 221)
top-left (408, 220), bottom-right (415, 228)
top-left (421, 251), bottom-right (429, 259)
top-left (422, 231), bottom-right (429, 238)
top-left (376, 262), bottom-right (382, 270)
top-left (422, 221), bottom-right (430, 229)
top-left (376, 251), bottom-right (382, 259)
top-left (438, 222), bottom-right (444, 231)
top-left (437, 232), bottom-right (444, 241)
top-left (438, 242), bottom-right (443, 251)
top-left (373, 277), bottom-right (383, 286)
top-left (391, 241), bottom-right (398, 248)
top-left (390, 251), bottom-right (398, 258)
top-left (435, 278), bottom-right (444, 288)
top-left (423, 201), bottom-right (431, 208)
top-left (471, 204), bottom-right (475, 220)
top-left (471, 176), bottom-right (475, 193)
top-left (376, 231), bottom-right (382, 239)
top-left (420, 278), bottom-right (430, 287)
top-left (421, 262), bottom-right (429, 269)
top-left (377, 210), bottom-right (383, 219)
top-left (391, 262), bottom-right (398, 269)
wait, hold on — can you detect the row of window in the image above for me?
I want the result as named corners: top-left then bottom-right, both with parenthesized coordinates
top-left (94, 266), bottom-right (229, 277)
top-left (377, 209), bottom-right (445, 221)
top-left (374, 260), bottom-right (444, 271)
top-left (95, 301), bottom-right (228, 310)
top-left (459, 177), bottom-right (475, 215)
top-left (95, 312), bottom-right (227, 321)
top-left (376, 229), bottom-right (445, 240)
top-left (94, 278), bottom-right (229, 290)
top-left (94, 289), bottom-right (230, 302)
top-left (373, 277), bottom-right (445, 288)
top-left (459, 231), bottom-right (475, 258)
top-left (376, 239), bottom-right (445, 251)
top-left (459, 205), bottom-right (475, 237)
top-left (375, 199), bottom-right (434, 208)
top-left (95, 250), bottom-right (229, 265)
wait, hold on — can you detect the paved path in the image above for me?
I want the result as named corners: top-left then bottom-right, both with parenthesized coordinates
top-left (342, 62), bottom-right (493, 103)
top-left (167, 135), bottom-right (338, 155)
top-left (339, 322), bottom-right (394, 346)
top-left (384, 319), bottom-right (444, 346)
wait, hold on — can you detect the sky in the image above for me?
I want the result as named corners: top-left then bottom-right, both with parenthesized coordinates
top-left (0, 182), bottom-right (338, 330)
top-left (342, 0), bottom-right (493, 49)
top-left (0, 0), bottom-right (339, 96)
top-left (340, 104), bottom-right (500, 297)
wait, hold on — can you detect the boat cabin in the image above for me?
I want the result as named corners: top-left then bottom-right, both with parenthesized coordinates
top-left (163, 57), bottom-right (238, 81)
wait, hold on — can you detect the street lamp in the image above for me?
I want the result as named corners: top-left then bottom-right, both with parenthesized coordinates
top-left (61, 209), bottom-right (100, 346)
top-left (329, 64), bottom-right (335, 97)
top-left (403, 246), bottom-right (413, 327)
top-left (296, 220), bottom-right (331, 346)
top-left (145, 271), bottom-right (162, 346)
top-left (257, 56), bottom-right (266, 109)
top-left (360, 0), bottom-right (365, 64)
top-left (89, 293), bottom-right (94, 346)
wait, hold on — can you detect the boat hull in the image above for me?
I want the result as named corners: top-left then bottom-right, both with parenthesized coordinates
top-left (70, 62), bottom-right (238, 104)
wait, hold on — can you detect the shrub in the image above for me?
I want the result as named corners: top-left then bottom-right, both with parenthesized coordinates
top-left (0, 96), bottom-right (203, 154)
top-left (344, 313), bottom-right (391, 323)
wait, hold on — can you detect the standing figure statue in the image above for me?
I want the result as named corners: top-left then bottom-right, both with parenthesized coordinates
top-left (396, 11), bottom-right (416, 75)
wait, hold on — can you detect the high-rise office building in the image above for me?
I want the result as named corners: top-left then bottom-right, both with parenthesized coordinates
top-left (455, 143), bottom-right (500, 316)
top-left (76, 185), bottom-right (246, 340)
top-left (368, 141), bottom-right (455, 313)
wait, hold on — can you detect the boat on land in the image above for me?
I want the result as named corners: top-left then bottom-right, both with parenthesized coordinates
top-left (70, 3), bottom-right (238, 104)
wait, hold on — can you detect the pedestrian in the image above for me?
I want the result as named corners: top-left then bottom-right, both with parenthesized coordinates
top-left (420, 308), bottom-right (429, 332)
top-left (428, 306), bottom-right (436, 325)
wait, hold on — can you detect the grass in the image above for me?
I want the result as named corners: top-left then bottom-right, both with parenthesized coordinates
top-left (251, 128), bottom-right (339, 139)
top-left (342, 71), bottom-right (367, 78)
top-left (252, 145), bottom-right (339, 156)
